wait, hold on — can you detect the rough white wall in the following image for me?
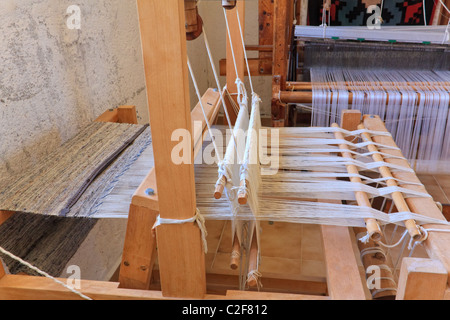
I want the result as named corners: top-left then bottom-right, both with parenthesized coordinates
top-left (0, 0), bottom-right (148, 178)
top-left (0, 1), bottom-right (269, 179)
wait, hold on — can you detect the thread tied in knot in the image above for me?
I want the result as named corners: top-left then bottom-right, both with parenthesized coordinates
top-left (153, 208), bottom-right (208, 254)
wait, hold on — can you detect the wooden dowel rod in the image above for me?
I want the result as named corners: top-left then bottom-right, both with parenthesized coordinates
top-left (230, 233), bottom-right (240, 270)
top-left (331, 123), bottom-right (383, 241)
top-left (357, 124), bottom-right (422, 241)
top-left (286, 81), bottom-right (450, 90)
top-left (278, 90), bottom-right (450, 105)
top-left (237, 179), bottom-right (248, 205)
top-left (214, 176), bottom-right (227, 199)
top-left (246, 233), bottom-right (259, 288)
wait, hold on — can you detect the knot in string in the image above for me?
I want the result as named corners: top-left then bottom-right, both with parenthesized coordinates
top-left (153, 208), bottom-right (208, 254)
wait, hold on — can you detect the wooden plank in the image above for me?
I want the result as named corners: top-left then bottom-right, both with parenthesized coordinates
top-left (224, 2), bottom-right (245, 125)
top-left (117, 106), bottom-right (138, 124)
top-left (321, 224), bottom-right (367, 300)
top-left (131, 88), bottom-right (221, 211)
top-left (362, 115), bottom-right (450, 285)
top-left (95, 106), bottom-right (138, 124)
top-left (136, 0), bottom-right (206, 298)
top-left (119, 204), bottom-right (158, 290)
top-left (271, 0), bottom-right (293, 126)
top-left (219, 58), bottom-right (272, 76)
top-left (95, 109), bottom-right (119, 123)
top-left (0, 274), bottom-right (329, 300)
top-left (225, 290), bottom-right (329, 300)
top-left (191, 88), bottom-right (221, 156)
top-left (259, 0), bottom-right (274, 60)
top-left (150, 270), bottom-right (328, 296)
top-left (396, 258), bottom-right (448, 300)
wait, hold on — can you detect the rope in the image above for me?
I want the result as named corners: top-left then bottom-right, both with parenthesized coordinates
top-left (187, 57), bottom-right (222, 163)
top-left (0, 246), bottom-right (92, 300)
top-left (202, 25), bottom-right (242, 163)
top-left (153, 209), bottom-right (208, 254)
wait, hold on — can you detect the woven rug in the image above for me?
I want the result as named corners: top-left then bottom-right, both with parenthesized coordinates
top-left (0, 212), bottom-right (98, 276)
top-left (0, 122), bottom-right (151, 217)
top-left (0, 121), bottom-right (153, 276)
top-left (308, 0), bottom-right (437, 26)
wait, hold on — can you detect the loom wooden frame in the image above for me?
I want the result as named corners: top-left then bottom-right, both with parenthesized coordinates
top-left (0, 0), bottom-right (449, 300)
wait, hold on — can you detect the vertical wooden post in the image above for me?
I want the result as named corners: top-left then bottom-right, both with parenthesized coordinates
top-left (224, 1), bottom-right (245, 125)
top-left (396, 258), bottom-right (448, 300)
top-left (136, 0), bottom-right (206, 298)
top-left (259, 0), bottom-right (274, 60)
top-left (119, 204), bottom-right (158, 290)
top-left (271, 0), bottom-right (293, 127)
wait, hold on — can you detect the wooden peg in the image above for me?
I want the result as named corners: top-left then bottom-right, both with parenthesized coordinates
top-left (230, 233), bottom-right (240, 270)
top-left (214, 176), bottom-right (227, 199)
top-left (237, 179), bottom-right (249, 205)
top-left (246, 233), bottom-right (260, 288)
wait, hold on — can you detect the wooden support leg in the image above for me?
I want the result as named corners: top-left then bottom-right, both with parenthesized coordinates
top-left (119, 204), bottom-right (158, 290)
top-left (396, 258), bottom-right (448, 300)
top-left (321, 222), bottom-right (367, 300)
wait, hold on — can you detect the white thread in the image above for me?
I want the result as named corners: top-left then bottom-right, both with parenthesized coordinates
top-left (236, 9), bottom-right (254, 94)
top-left (187, 57), bottom-right (222, 163)
top-left (246, 269), bottom-right (263, 290)
top-left (202, 26), bottom-right (242, 163)
top-left (0, 246), bottom-right (92, 300)
top-left (153, 209), bottom-right (208, 254)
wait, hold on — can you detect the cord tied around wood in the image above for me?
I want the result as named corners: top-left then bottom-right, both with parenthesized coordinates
top-left (153, 208), bottom-right (208, 254)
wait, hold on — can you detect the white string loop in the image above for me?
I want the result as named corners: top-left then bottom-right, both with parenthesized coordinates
top-left (153, 209), bottom-right (208, 254)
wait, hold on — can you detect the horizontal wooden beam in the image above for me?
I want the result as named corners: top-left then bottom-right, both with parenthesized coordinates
top-left (95, 106), bottom-right (139, 124)
top-left (219, 58), bottom-right (272, 76)
top-left (245, 44), bottom-right (273, 52)
top-left (0, 275), bottom-right (329, 300)
top-left (150, 270), bottom-right (328, 296)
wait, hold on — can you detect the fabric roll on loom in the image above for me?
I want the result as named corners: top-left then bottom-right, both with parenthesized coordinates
top-left (0, 121), bottom-right (154, 276)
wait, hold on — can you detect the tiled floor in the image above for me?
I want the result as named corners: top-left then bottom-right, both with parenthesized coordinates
top-left (417, 174), bottom-right (450, 205)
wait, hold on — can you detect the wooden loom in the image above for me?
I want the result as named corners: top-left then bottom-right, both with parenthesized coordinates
top-left (0, 0), bottom-right (449, 300)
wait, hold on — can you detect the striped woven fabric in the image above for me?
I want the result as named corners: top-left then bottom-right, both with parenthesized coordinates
top-left (0, 121), bottom-right (151, 217)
